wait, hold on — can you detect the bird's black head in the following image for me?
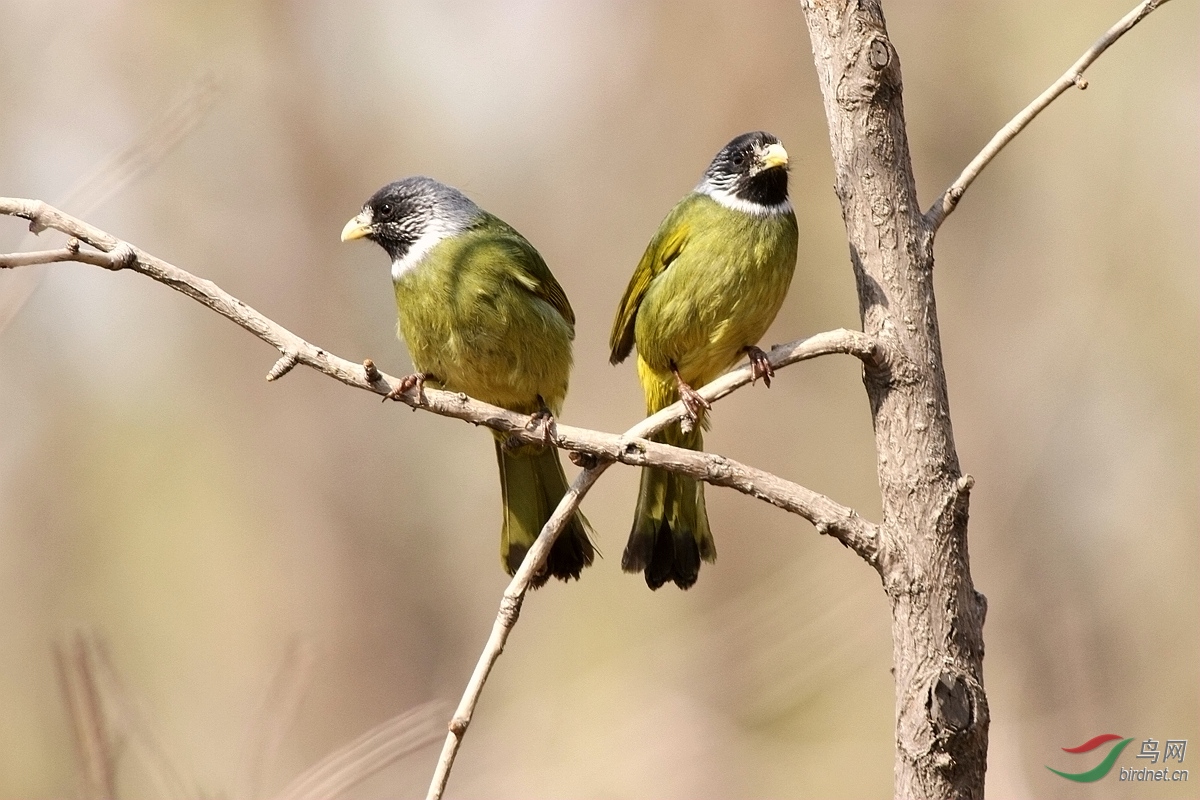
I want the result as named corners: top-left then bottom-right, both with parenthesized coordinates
top-left (341, 176), bottom-right (479, 263)
top-left (700, 131), bottom-right (790, 209)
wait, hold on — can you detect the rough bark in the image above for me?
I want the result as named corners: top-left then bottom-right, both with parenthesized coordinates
top-left (799, 2), bottom-right (989, 798)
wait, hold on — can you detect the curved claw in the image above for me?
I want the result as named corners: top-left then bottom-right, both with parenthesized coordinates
top-left (524, 398), bottom-right (556, 447)
top-left (385, 371), bottom-right (433, 403)
top-left (671, 367), bottom-right (711, 427)
top-left (744, 345), bottom-right (775, 388)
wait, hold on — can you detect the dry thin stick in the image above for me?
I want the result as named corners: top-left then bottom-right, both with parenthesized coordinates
top-left (926, 0), bottom-right (1173, 231)
top-left (424, 467), bottom-right (602, 800)
top-left (59, 73), bottom-right (220, 216)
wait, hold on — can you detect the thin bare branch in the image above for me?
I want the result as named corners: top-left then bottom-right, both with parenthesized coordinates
top-left (60, 73), bottom-right (220, 217)
top-left (0, 244), bottom-right (121, 269)
top-left (424, 464), bottom-right (604, 800)
top-left (925, 0), bottom-right (1174, 232)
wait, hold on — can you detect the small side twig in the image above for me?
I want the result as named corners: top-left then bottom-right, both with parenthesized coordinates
top-left (0, 244), bottom-right (127, 269)
top-left (266, 351), bottom-right (301, 381)
top-left (926, 0), bottom-right (1173, 231)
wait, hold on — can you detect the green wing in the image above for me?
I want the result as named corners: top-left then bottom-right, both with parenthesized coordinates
top-left (609, 200), bottom-right (692, 364)
top-left (511, 236), bottom-right (575, 327)
top-left (477, 214), bottom-right (576, 328)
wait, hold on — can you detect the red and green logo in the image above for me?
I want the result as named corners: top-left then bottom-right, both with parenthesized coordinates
top-left (1047, 734), bottom-right (1135, 782)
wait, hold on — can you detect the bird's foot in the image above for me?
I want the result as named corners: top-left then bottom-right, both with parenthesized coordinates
top-left (672, 368), bottom-right (711, 429)
top-left (744, 345), bottom-right (775, 388)
top-left (385, 371), bottom-right (434, 403)
top-left (524, 397), bottom-right (557, 447)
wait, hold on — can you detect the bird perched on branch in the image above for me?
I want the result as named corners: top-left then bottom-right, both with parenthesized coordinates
top-left (610, 132), bottom-right (798, 589)
top-left (342, 177), bottom-right (594, 586)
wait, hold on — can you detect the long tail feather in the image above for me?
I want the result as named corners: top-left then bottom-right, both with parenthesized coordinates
top-left (495, 440), bottom-right (594, 586)
top-left (621, 423), bottom-right (714, 590)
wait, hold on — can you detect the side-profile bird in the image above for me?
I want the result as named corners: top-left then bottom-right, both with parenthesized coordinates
top-left (342, 177), bottom-right (594, 586)
top-left (609, 131), bottom-right (798, 590)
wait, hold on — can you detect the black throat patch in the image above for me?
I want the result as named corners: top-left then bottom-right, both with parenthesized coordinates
top-left (737, 167), bottom-right (789, 208)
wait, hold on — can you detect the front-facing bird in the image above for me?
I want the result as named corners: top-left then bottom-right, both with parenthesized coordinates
top-left (610, 131), bottom-right (799, 590)
top-left (342, 177), bottom-right (594, 586)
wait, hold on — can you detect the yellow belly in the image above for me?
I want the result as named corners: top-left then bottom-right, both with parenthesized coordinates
top-left (634, 204), bottom-right (797, 407)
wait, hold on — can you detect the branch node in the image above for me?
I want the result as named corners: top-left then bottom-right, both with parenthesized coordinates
top-left (362, 358), bottom-right (383, 384)
top-left (869, 38), bottom-right (891, 69)
top-left (706, 455), bottom-right (733, 481)
top-left (498, 594), bottom-right (522, 628)
top-left (266, 351), bottom-right (300, 381)
top-left (448, 717), bottom-right (468, 737)
top-left (933, 473), bottom-right (977, 532)
top-left (27, 203), bottom-right (48, 234)
top-left (1072, 74), bottom-right (1089, 90)
top-left (66, 237), bottom-right (81, 255)
top-left (931, 672), bottom-right (973, 734)
top-left (108, 243), bottom-right (138, 271)
top-left (568, 451), bottom-right (599, 469)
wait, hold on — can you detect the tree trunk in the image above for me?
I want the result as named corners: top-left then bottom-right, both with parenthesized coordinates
top-left (799, 2), bottom-right (990, 797)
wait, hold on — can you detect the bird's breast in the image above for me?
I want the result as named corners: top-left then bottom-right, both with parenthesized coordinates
top-left (392, 261), bottom-right (572, 414)
top-left (636, 207), bottom-right (798, 386)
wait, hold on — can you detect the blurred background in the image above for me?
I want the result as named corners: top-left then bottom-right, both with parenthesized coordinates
top-left (0, 1), bottom-right (1195, 797)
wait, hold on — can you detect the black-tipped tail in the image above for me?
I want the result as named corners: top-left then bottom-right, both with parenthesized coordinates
top-left (621, 427), bottom-right (715, 590)
top-left (496, 440), bottom-right (595, 587)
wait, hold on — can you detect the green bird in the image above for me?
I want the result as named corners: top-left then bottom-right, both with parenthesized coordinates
top-left (342, 176), bottom-right (594, 586)
top-left (610, 131), bottom-right (798, 590)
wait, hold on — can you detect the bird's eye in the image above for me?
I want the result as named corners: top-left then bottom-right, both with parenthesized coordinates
top-left (731, 153), bottom-right (747, 168)
top-left (378, 202), bottom-right (394, 219)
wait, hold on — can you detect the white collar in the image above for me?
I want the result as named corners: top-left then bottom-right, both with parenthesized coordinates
top-left (695, 183), bottom-right (793, 217)
top-left (391, 216), bottom-right (466, 281)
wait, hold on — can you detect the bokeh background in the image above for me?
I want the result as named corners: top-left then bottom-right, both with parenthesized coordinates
top-left (1, 1), bottom-right (1196, 797)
